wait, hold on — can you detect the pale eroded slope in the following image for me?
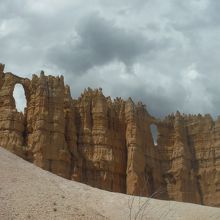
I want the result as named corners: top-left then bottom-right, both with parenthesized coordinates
top-left (0, 147), bottom-right (220, 220)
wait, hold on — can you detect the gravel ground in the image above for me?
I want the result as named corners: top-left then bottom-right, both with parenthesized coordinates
top-left (1, 147), bottom-right (220, 220)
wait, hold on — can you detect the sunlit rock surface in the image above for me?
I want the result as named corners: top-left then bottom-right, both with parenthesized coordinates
top-left (1, 63), bottom-right (220, 207)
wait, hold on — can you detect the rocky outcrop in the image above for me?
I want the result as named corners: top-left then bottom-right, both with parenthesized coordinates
top-left (157, 113), bottom-right (220, 206)
top-left (0, 66), bottom-right (76, 178)
top-left (1, 63), bottom-right (220, 207)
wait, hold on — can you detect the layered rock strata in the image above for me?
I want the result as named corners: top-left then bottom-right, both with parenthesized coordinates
top-left (0, 63), bottom-right (220, 207)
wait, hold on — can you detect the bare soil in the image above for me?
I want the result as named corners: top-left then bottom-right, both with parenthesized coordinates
top-left (1, 147), bottom-right (220, 220)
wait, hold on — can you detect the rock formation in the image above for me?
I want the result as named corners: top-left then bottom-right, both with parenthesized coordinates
top-left (157, 113), bottom-right (220, 206)
top-left (0, 63), bottom-right (220, 207)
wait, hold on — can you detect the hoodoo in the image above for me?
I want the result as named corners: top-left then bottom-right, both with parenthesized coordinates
top-left (1, 63), bottom-right (220, 207)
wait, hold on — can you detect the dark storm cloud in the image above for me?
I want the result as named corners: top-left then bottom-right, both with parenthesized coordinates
top-left (1, 0), bottom-right (220, 118)
top-left (109, 82), bottom-right (188, 118)
top-left (47, 13), bottom-right (158, 74)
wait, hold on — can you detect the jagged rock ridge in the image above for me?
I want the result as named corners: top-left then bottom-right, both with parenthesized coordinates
top-left (0, 63), bottom-right (220, 207)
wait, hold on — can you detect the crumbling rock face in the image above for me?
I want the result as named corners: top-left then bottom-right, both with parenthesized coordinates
top-left (1, 63), bottom-right (220, 207)
top-left (74, 89), bottom-right (127, 192)
top-left (156, 113), bottom-right (220, 206)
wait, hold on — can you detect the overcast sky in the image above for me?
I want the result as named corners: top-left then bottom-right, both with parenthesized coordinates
top-left (1, 0), bottom-right (220, 118)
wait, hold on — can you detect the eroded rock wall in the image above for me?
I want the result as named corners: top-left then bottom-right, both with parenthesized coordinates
top-left (0, 66), bottom-right (77, 178)
top-left (0, 65), bottom-right (29, 157)
top-left (74, 90), bottom-right (127, 192)
top-left (25, 72), bottom-right (74, 178)
top-left (1, 64), bottom-right (220, 207)
top-left (156, 113), bottom-right (220, 206)
top-left (74, 89), bottom-right (161, 194)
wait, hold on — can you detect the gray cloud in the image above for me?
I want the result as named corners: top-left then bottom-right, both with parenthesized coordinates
top-left (1, 0), bottom-right (220, 118)
top-left (47, 13), bottom-right (158, 74)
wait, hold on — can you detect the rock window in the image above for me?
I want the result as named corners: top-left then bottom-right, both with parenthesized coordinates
top-left (150, 124), bottom-right (158, 146)
top-left (13, 84), bottom-right (27, 113)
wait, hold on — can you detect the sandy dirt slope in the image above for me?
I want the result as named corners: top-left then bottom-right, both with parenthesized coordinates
top-left (1, 147), bottom-right (220, 220)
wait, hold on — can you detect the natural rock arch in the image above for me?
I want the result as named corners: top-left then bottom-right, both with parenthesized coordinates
top-left (8, 75), bottom-right (30, 111)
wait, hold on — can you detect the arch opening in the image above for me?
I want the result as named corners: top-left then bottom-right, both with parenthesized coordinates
top-left (150, 124), bottom-right (158, 146)
top-left (13, 84), bottom-right (27, 113)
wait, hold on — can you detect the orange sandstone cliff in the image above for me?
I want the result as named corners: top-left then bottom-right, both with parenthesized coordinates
top-left (0, 63), bottom-right (220, 207)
